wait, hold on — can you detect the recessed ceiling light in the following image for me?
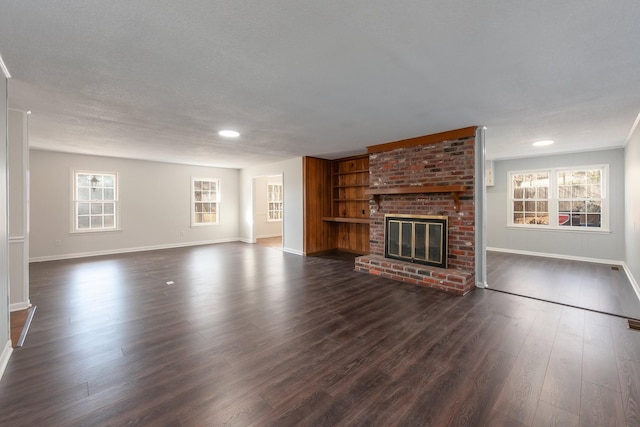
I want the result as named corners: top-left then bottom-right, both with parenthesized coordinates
top-left (218, 130), bottom-right (240, 138)
top-left (532, 140), bottom-right (554, 147)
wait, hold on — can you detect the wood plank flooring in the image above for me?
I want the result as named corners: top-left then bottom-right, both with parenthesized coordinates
top-left (10, 308), bottom-right (29, 347)
top-left (487, 251), bottom-right (640, 320)
top-left (9, 306), bottom-right (36, 348)
top-left (256, 236), bottom-right (283, 249)
top-left (1, 242), bottom-right (639, 425)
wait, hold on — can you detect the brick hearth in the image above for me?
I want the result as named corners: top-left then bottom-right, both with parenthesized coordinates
top-left (355, 254), bottom-right (474, 295)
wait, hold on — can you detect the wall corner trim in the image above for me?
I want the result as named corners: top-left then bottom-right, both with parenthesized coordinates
top-left (0, 340), bottom-right (13, 381)
top-left (0, 54), bottom-right (11, 79)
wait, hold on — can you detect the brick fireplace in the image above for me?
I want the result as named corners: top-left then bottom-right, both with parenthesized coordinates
top-left (354, 127), bottom-right (476, 295)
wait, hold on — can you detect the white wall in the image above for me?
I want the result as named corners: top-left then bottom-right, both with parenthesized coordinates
top-left (0, 74), bottom-right (12, 378)
top-left (254, 175), bottom-right (283, 239)
top-left (8, 110), bottom-right (29, 310)
top-left (487, 148), bottom-right (625, 262)
top-left (625, 123), bottom-right (640, 290)
top-left (240, 158), bottom-right (303, 255)
top-left (30, 150), bottom-right (240, 260)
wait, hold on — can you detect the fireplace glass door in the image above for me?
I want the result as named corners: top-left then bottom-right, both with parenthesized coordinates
top-left (385, 215), bottom-right (448, 268)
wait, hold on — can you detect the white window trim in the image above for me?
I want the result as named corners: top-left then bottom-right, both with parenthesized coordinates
top-left (191, 177), bottom-right (220, 227)
top-left (267, 182), bottom-right (283, 222)
top-left (70, 169), bottom-right (120, 233)
top-left (507, 164), bottom-right (609, 232)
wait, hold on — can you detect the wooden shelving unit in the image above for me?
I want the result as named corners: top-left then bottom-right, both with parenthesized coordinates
top-left (323, 155), bottom-right (370, 254)
top-left (320, 216), bottom-right (371, 224)
top-left (303, 155), bottom-right (370, 255)
top-left (328, 155), bottom-right (370, 222)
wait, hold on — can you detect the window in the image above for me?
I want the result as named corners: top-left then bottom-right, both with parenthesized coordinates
top-left (73, 171), bottom-right (117, 232)
top-left (557, 169), bottom-right (604, 228)
top-left (192, 178), bottom-right (219, 225)
top-left (267, 183), bottom-right (283, 221)
top-left (511, 172), bottom-right (550, 225)
top-left (508, 165), bottom-right (608, 231)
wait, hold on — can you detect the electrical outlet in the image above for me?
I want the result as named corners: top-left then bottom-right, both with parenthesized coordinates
top-left (179, 231), bottom-right (184, 238)
top-left (54, 239), bottom-right (61, 246)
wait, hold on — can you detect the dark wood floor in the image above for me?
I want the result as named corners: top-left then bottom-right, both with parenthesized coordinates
top-left (488, 251), bottom-right (640, 320)
top-left (1, 243), bottom-right (639, 426)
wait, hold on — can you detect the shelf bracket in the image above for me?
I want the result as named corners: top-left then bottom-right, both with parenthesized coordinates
top-left (451, 192), bottom-right (460, 210)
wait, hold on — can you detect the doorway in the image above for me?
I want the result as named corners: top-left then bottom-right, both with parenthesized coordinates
top-left (253, 175), bottom-right (283, 250)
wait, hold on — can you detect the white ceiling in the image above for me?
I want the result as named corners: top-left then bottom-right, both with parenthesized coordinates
top-left (1, 1), bottom-right (639, 168)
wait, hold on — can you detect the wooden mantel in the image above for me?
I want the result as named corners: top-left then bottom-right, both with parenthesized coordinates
top-left (365, 185), bottom-right (467, 209)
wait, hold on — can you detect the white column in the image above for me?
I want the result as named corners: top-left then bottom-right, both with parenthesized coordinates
top-left (0, 61), bottom-right (13, 379)
top-left (475, 126), bottom-right (488, 288)
top-left (8, 109), bottom-right (29, 311)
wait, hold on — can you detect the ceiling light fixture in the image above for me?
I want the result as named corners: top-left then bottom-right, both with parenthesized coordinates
top-left (532, 140), bottom-right (554, 147)
top-left (0, 53), bottom-right (11, 78)
top-left (218, 130), bottom-right (240, 138)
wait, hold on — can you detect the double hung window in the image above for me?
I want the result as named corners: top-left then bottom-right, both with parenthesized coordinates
top-left (267, 183), bottom-right (283, 221)
top-left (508, 165), bottom-right (607, 230)
top-left (73, 171), bottom-right (118, 232)
top-left (192, 178), bottom-right (219, 226)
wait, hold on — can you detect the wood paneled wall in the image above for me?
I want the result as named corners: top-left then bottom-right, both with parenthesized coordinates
top-left (336, 223), bottom-right (369, 253)
top-left (303, 157), bottom-right (335, 255)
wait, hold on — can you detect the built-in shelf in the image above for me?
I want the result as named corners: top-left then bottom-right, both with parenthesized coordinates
top-left (322, 217), bottom-right (371, 224)
top-left (334, 184), bottom-right (370, 188)
top-left (333, 169), bottom-right (369, 175)
top-left (332, 198), bottom-right (370, 202)
top-left (365, 185), bottom-right (468, 210)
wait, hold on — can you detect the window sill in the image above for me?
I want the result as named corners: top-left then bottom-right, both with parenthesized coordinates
top-left (267, 219), bottom-right (283, 223)
top-left (190, 223), bottom-right (219, 228)
top-left (69, 228), bottom-right (122, 235)
top-left (506, 225), bottom-right (611, 235)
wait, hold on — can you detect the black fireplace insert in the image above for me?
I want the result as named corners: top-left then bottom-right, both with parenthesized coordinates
top-left (384, 214), bottom-right (448, 268)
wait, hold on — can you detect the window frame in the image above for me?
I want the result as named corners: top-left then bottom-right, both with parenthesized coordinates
top-left (71, 170), bottom-right (119, 233)
top-left (191, 177), bottom-right (220, 227)
top-left (507, 164), bottom-right (609, 232)
top-left (267, 183), bottom-right (283, 222)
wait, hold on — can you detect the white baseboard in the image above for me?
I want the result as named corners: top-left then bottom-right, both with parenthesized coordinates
top-left (0, 340), bottom-right (13, 381)
top-left (29, 238), bottom-right (243, 263)
top-left (238, 237), bottom-right (255, 244)
top-left (10, 301), bottom-right (31, 312)
top-left (622, 262), bottom-right (640, 303)
top-left (486, 247), bottom-right (624, 266)
top-left (283, 247), bottom-right (303, 256)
